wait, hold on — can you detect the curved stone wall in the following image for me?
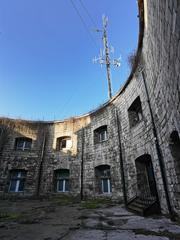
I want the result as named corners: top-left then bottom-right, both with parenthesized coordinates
top-left (0, 0), bottom-right (179, 216)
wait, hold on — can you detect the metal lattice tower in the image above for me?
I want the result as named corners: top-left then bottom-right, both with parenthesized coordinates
top-left (93, 15), bottom-right (121, 99)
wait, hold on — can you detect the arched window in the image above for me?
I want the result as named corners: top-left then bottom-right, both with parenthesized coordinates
top-left (128, 96), bottom-right (143, 128)
top-left (169, 131), bottom-right (180, 182)
top-left (9, 170), bottom-right (27, 192)
top-left (54, 169), bottom-right (70, 192)
top-left (94, 125), bottom-right (108, 144)
top-left (56, 136), bottom-right (72, 151)
top-left (15, 137), bottom-right (32, 151)
top-left (95, 165), bottom-right (111, 194)
top-left (135, 154), bottom-right (157, 199)
top-left (169, 131), bottom-right (180, 158)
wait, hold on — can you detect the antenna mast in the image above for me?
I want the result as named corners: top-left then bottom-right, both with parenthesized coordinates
top-left (93, 15), bottom-right (121, 99)
top-left (103, 16), bottom-right (112, 99)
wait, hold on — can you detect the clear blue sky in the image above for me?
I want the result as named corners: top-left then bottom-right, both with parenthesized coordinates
top-left (0, 0), bottom-right (138, 121)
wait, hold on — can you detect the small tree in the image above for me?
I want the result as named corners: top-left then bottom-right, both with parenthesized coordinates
top-left (128, 50), bottom-right (137, 71)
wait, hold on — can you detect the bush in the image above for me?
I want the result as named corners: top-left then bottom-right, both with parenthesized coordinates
top-left (128, 50), bottom-right (137, 70)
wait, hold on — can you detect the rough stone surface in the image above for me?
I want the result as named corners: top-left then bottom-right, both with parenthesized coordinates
top-left (0, 0), bottom-right (180, 218)
top-left (0, 200), bottom-right (180, 240)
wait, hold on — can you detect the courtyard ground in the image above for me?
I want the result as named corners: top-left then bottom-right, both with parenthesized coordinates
top-left (0, 196), bottom-right (180, 240)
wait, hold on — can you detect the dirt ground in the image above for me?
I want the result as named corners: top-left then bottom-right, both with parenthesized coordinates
top-left (0, 197), bottom-right (180, 240)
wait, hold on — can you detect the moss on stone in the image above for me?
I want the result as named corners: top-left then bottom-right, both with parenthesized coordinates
top-left (50, 195), bottom-right (76, 206)
top-left (80, 198), bottom-right (112, 209)
top-left (0, 212), bottom-right (22, 221)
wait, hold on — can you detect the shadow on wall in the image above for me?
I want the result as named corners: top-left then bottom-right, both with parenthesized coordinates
top-left (0, 118), bottom-right (46, 195)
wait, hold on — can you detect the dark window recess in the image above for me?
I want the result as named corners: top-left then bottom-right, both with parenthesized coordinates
top-left (56, 137), bottom-right (72, 150)
top-left (128, 96), bottom-right (143, 128)
top-left (169, 131), bottom-right (180, 186)
top-left (54, 169), bottom-right (70, 192)
top-left (15, 137), bottom-right (32, 151)
top-left (135, 154), bottom-right (157, 199)
top-left (95, 165), bottom-right (112, 194)
top-left (94, 125), bottom-right (108, 144)
top-left (9, 170), bottom-right (27, 192)
top-left (0, 127), bottom-right (2, 135)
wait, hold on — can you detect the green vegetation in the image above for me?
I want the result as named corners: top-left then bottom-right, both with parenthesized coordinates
top-left (0, 212), bottom-right (21, 221)
top-left (50, 195), bottom-right (79, 206)
top-left (80, 198), bottom-right (112, 209)
top-left (128, 50), bottom-right (137, 71)
top-left (0, 210), bottom-right (42, 224)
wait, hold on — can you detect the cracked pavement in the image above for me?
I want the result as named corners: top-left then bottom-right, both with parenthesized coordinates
top-left (0, 199), bottom-right (180, 240)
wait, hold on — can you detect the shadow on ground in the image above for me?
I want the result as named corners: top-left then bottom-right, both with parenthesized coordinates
top-left (0, 197), bottom-right (180, 240)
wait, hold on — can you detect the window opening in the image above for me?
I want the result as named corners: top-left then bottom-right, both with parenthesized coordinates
top-left (95, 165), bottom-right (111, 194)
top-left (170, 131), bottom-right (180, 184)
top-left (15, 138), bottom-right (32, 151)
top-left (9, 170), bottom-right (27, 192)
top-left (94, 126), bottom-right (108, 144)
top-left (56, 137), bottom-right (72, 150)
top-left (55, 169), bottom-right (70, 192)
top-left (128, 96), bottom-right (143, 128)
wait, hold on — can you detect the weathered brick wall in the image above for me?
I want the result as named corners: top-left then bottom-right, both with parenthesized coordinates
top-left (0, 117), bottom-right (90, 197)
top-left (0, 119), bottom-right (45, 196)
top-left (141, 0), bottom-right (180, 214)
top-left (77, 0), bottom-right (180, 213)
top-left (39, 117), bottom-right (90, 196)
top-left (78, 105), bottom-right (123, 200)
top-left (113, 75), bottom-right (154, 200)
top-left (0, 0), bottom-right (179, 217)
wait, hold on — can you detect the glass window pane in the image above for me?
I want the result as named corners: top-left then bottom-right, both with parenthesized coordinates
top-left (102, 179), bottom-right (108, 193)
top-left (58, 180), bottom-right (63, 191)
top-left (16, 138), bottom-right (32, 150)
top-left (9, 180), bottom-right (17, 192)
top-left (18, 180), bottom-right (25, 192)
top-left (20, 171), bottom-right (26, 177)
top-left (65, 180), bottom-right (69, 191)
top-left (94, 126), bottom-right (107, 143)
top-left (101, 131), bottom-right (105, 141)
top-left (16, 140), bottom-right (24, 149)
top-left (9, 171), bottom-right (26, 192)
top-left (24, 141), bottom-right (31, 149)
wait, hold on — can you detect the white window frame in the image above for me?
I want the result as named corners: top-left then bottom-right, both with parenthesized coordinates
top-left (16, 138), bottom-right (32, 151)
top-left (101, 178), bottom-right (111, 194)
top-left (9, 171), bottom-right (25, 192)
top-left (94, 126), bottom-right (108, 143)
top-left (99, 129), bottom-right (107, 142)
top-left (57, 179), bottom-right (69, 192)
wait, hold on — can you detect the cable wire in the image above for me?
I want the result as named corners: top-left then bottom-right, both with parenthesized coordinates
top-left (78, 0), bottom-right (97, 28)
top-left (69, 0), bottom-right (99, 49)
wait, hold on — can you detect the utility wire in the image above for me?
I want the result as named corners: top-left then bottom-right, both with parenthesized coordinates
top-left (69, 0), bottom-right (99, 49)
top-left (60, 0), bottom-right (100, 118)
top-left (78, 0), bottom-right (101, 46)
top-left (78, 0), bottom-right (97, 28)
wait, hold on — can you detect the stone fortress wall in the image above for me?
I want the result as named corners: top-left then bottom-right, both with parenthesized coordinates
top-left (0, 0), bottom-right (180, 217)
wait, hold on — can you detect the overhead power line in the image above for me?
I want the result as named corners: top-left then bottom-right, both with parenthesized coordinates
top-left (78, 0), bottom-right (97, 27)
top-left (69, 0), bottom-right (99, 49)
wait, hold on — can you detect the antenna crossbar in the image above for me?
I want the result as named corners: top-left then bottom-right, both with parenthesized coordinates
top-left (93, 15), bottom-right (121, 99)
